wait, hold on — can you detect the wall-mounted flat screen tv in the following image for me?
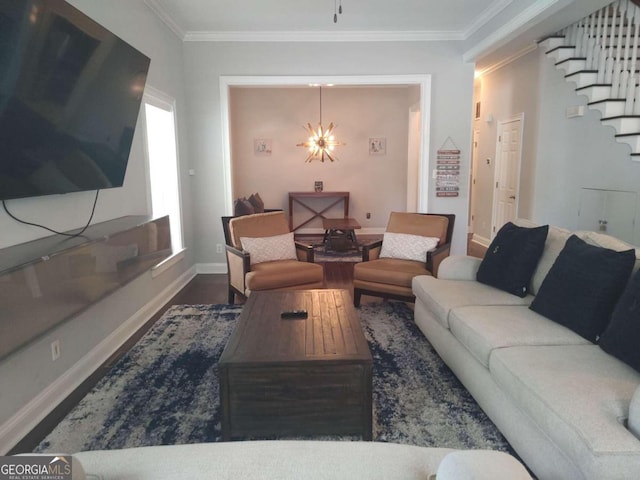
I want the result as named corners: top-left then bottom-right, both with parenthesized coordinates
top-left (0, 0), bottom-right (150, 201)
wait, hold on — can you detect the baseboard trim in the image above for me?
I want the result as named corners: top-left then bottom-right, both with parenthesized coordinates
top-left (0, 266), bottom-right (197, 454)
top-left (471, 233), bottom-right (491, 248)
top-left (196, 262), bottom-right (227, 274)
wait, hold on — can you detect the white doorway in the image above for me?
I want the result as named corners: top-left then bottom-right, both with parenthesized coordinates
top-left (469, 127), bottom-right (480, 232)
top-left (407, 102), bottom-right (421, 211)
top-left (491, 114), bottom-right (523, 237)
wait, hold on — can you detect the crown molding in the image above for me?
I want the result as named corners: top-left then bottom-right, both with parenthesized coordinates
top-left (463, 0), bottom-right (513, 39)
top-left (144, 0), bottom-right (186, 39)
top-left (183, 30), bottom-right (464, 43)
top-left (475, 43), bottom-right (538, 77)
top-left (463, 0), bottom-right (561, 62)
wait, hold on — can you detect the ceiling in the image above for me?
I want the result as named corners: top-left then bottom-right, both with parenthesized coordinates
top-left (143, 0), bottom-right (613, 71)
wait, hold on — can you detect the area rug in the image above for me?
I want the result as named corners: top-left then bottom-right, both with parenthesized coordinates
top-left (35, 302), bottom-right (512, 454)
top-left (313, 244), bottom-right (363, 262)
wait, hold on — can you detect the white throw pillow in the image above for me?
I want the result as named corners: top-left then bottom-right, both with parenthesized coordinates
top-left (240, 232), bottom-right (297, 265)
top-left (379, 232), bottom-right (439, 262)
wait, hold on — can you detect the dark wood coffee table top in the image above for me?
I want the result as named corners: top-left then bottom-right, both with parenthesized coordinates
top-left (219, 289), bottom-right (371, 364)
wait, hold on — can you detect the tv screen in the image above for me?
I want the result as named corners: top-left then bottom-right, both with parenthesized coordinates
top-left (0, 0), bottom-right (150, 201)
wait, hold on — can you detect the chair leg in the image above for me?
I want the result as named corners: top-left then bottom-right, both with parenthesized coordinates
top-left (228, 287), bottom-right (235, 305)
top-left (353, 289), bottom-right (362, 307)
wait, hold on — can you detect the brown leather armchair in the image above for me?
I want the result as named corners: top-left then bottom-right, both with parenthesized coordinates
top-left (222, 211), bottom-right (324, 304)
top-left (353, 212), bottom-right (455, 306)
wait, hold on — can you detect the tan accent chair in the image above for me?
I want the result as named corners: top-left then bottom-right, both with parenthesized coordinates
top-left (353, 212), bottom-right (455, 307)
top-left (222, 211), bottom-right (324, 304)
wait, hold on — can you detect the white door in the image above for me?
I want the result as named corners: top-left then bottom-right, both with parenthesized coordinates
top-left (492, 115), bottom-right (523, 237)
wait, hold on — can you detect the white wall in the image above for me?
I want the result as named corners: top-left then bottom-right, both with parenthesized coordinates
top-left (472, 45), bottom-right (640, 246)
top-left (0, 0), bottom-right (194, 451)
top-left (183, 41), bottom-right (475, 258)
top-left (230, 86), bottom-right (412, 229)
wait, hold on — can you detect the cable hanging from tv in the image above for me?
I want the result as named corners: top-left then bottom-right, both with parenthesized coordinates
top-left (2, 190), bottom-right (100, 238)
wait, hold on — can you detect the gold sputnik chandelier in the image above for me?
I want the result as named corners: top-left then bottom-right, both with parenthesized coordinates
top-left (297, 86), bottom-right (344, 163)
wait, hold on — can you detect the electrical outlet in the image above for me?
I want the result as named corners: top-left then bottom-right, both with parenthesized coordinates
top-left (366, 212), bottom-right (371, 220)
top-left (216, 244), bottom-right (223, 254)
top-left (51, 339), bottom-right (60, 361)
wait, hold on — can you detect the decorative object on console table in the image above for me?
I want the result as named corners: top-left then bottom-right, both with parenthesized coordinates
top-left (436, 137), bottom-right (460, 198)
top-left (314, 181), bottom-right (324, 192)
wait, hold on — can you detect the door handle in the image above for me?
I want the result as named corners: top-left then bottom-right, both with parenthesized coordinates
top-left (509, 195), bottom-right (516, 199)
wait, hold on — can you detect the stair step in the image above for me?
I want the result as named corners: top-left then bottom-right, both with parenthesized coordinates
top-left (546, 46), bottom-right (576, 62)
top-left (556, 58), bottom-right (587, 74)
top-left (565, 71), bottom-right (598, 88)
top-left (614, 132), bottom-right (640, 152)
top-left (601, 116), bottom-right (640, 134)
top-left (575, 84), bottom-right (613, 102)
top-left (588, 99), bottom-right (626, 117)
top-left (630, 153), bottom-right (640, 161)
top-left (539, 36), bottom-right (565, 50)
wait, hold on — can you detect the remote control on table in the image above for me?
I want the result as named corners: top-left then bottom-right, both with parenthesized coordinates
top-left (280, 310), bottom-right (308, 319)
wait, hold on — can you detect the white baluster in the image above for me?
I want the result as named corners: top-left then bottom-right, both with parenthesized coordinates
top-left (625, 74), bottom-right (636, 114)
top-left (634, 82), bottom-right (640, 114)
top-left (598, 7), bottom-right (609, 83)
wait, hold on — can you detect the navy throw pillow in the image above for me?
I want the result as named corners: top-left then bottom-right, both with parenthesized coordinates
top-left (530, 235), bottom-right (635, 342)
top-left (599, 269), bottom-right (640, 372)
top-left (476, 222), bottom-right (549, 297)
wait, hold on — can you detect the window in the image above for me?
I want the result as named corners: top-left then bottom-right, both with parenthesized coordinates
top-left (143, 90), bottom-right (183, 257)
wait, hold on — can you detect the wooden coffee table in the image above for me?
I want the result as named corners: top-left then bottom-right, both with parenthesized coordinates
top-left (218, 289), bottom-right (373, 441)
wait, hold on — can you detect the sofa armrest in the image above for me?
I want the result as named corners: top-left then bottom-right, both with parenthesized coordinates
top-left (435, 450), bottom-right (532, 480)
top-left (295, 242), bottom-right (315, 263)
top-left (437, 255), bottom-right (483, 281)
top-left (362, 240), bottom-right (383, 261)
top-left (427, 243), bottom-right (451, 277)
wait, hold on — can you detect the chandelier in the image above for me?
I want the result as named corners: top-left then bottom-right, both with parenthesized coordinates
top-left (296, 86), bottom-right (344, 163)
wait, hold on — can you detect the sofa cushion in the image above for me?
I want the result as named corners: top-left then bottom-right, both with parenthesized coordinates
top-left (490, 345), bottom-right (640, 480)
top-left (449, 305), bottom-right (589, 368)
top-left (599, 269), bottom-right (640, 372)
top-left (581, 230), bottom-right (640, 276)
top-left (412, 276), bottom-right (532, 330)
top-left (240, 232), bottom-right (297, 265)
top-left (477, 222), bottom-right (548, 297)
top-left (530, 235), bottom-right (635, 342)
top-left (245, 260), bottom-right (324, 291)
top-left (379, 232), bottom-right (438, 262)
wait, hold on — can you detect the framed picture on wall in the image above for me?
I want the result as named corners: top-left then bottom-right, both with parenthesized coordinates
top-left (254, 138), bottom-right (272, 156)
top-left (369, 137), bottom-right (386, 155)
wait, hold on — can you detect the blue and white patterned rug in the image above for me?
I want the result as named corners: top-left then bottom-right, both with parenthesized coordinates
top-left (35, 302), bottom-right (512, 454)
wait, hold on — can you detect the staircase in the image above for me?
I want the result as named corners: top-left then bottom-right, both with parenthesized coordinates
top-left (540, 0), bottom-right (640, 160)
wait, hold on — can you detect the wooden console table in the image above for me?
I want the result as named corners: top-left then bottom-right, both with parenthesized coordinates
top-left (288, 191), bottom-right (350, 231)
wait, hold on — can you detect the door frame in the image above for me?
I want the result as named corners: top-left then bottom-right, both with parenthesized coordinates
top-left (491, 113), bottom-right (524, 238)
top-left (219, 75), bottom-right (432, 215)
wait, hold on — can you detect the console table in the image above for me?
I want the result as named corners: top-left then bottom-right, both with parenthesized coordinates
top-left (288, 191), bottom-right (350, 231)
top-left (0, 215), bottom-right (172, 359)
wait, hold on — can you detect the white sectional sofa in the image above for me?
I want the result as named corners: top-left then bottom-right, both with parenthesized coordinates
top-left (412, 220), bottom-right (640, 480)
top-left (34, 441), bottom-right (532, 479)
